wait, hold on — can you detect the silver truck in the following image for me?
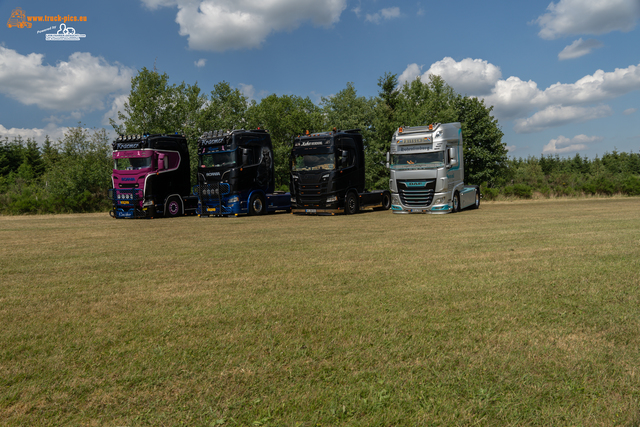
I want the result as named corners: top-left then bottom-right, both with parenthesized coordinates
top-left (387, 122), bottom-right (480, 214)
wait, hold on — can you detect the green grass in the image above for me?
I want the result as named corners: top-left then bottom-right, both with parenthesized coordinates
top-left (1, 198), bottom-right (640, 426)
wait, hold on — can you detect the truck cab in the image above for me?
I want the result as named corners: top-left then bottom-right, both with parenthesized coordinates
top-left (388, 122), bottom-right (480, 213)
top-left (197, 129), bottom-right (290, 216)
top-left (290, 129), bottom-right (390, 214)
top-left (110, 134), bottom-right (197, 218)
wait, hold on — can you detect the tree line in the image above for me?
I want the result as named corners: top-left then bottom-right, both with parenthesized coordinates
top-left (492, 151), bottom-right (640, 199)
top-left (1, 68), bottom-right (637, 214)
top-left (0, 128), bottom-right (112, 214)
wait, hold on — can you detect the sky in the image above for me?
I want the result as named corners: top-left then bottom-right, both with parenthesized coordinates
top-left (1, 0), bottom-right (639, 159)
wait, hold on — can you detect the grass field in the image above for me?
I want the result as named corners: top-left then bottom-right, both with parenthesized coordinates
top-left (1, 198), bottom-right (639, 426)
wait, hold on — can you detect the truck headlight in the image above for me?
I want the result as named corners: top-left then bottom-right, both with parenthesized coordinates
top-left (326, 195), bottom-right (337, 203)
top-left (228, 196), bottom-right (239, 203)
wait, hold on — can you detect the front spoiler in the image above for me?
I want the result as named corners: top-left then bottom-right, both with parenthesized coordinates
top-left (292, 207), bottom-right (344, 215)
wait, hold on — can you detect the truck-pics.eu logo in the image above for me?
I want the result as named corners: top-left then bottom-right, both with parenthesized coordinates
top-left (7, 7), bottom-right (87, 42)
top-left (6, 7), bottom-right (31, 28)
top-left (45, 23), bottom-right (86, 41)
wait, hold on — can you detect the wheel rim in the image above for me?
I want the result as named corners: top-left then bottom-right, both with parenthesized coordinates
top-left (253, 198), bottom-right (263, 213)
top-left (169, 201), bottom-right (179, 215)
top-left (348, 195), bottom-right (356, 213)
top-left (453, 195), bottom-right (458, 211)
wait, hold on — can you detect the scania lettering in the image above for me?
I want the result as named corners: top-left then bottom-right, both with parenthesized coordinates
top-left (387, 122), bottom-right (480, 214)
top-left (197, 129), bottom-right (290, 216)
top-left (109, 134), bottom-right (198, 218)
top-left (290, 128), bottom-right (391, 215)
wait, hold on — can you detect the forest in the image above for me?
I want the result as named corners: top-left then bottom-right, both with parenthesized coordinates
top-left (1, 69), bottom-right (638, 214)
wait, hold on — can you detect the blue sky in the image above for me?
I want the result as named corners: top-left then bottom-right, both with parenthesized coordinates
top-left (1, 0), bottom-right (639, 159)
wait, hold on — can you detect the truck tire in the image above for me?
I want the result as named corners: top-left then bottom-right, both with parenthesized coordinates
top-left (452, 191), bottom-right (460, 213)
top-left (345, 192), bottom-right (359, 215)
top-left (472, 187), bottom-right (480, 209)
top-left (249, 193), bottom-right (266, 215)
top-left (375, 191), bottom-right (392, 211)
top-left (165, 196), bottom-right (183, 217)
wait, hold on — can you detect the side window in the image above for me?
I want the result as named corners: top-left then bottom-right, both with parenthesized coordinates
top-left (348, 149), bottom-right (356, 167)
top-left (339, 138), bottom-right (357, 168)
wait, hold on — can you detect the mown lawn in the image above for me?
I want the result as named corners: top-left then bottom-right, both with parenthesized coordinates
top-left (1, 198), bottom-right (639, 426)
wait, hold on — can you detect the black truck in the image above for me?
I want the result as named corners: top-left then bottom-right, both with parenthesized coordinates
top-left (197, 129), bottom-right (290, 216)
top-left (290, 128), bottom-right (391, 214)
top-left (110, 133), bottom-right (198, 218)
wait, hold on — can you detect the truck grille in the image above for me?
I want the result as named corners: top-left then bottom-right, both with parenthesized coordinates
top-left (293, 181), bottom-right (328, 207)
top-left (109, 188), bottom-right (143, 207)
top-left (199, 182), bottom-right (232, 214)
top-left (398, 180), bottom-right (436, 207)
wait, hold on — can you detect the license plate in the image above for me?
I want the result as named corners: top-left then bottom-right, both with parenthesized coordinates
top-left (207, 208), bottom-right (216, 212)
top-left (121, 201), bottom-right (129, 205)
top-left (306, 209), bottom-right (316, 213)
top-left (411, 209), bottom-right (424, 213)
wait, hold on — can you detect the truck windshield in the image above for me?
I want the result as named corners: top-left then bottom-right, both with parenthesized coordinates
top-left (391, 152), bottom-right (444, 169)
top-left (114, 156), bottom-right (152, 170)
top-left (292, 153), bottom-right (335, 171)
top-left (200, 151), bottom-right (237, 168)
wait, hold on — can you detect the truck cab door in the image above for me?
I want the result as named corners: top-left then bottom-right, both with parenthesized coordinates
top-left (336, 138), bottom-right (357, 190)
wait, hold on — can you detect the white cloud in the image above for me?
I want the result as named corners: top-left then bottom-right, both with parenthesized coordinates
top-left (541, 65), bottom-right (640, 106)
top-left (542, 134), bottom-right (604, 154)
top-left (0, 123), bottom-right (70, 146)
top-left (535, 0), bottom-right (640, 40)
top-left (148, 0), bottom-right (347, 51)
top-left (0, 46), bottom-right (133, 112)
top-left (238, 83), bottom-right (255, 100)
top-left (423, 57), bottom-right (502, 95)
top-left (194, 58), bottom-right (206, 67)
top-left (366, 7), bottom-right (401, 24)
top-left (558, 38), bottom-right (603, 60)
top-left (399, 58), bottom-right (502, 96)
top-left (102, 94), bottom-right (130, 126)
top-left (514, 105), bottom-right (612, 133)
top-left (398, 63), bottom-right (423, 86)
top-left (623, 107), bottom-right (637, 115)
top-left (483, 76), bottom-right (543, 120)
top-left (400, 58), bottom-right (640, 133)
top-left (141, 0), bottom-right (178, 9)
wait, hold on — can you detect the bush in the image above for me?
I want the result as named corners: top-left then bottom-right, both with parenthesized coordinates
top-left (621, 175), bottom-right (640, 196)
top-left (503, 183), bottom-right (532, 198)
top-left (481, 186), bottom-right (499, 200)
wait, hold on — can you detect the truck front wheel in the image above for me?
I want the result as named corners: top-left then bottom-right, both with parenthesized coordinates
top-left (249, 193), bottom-right (266, 215)
top-left (166, 196), bottom-right (183, 217)
top-left (452, 191), bottom-right (460, 213)
top-left (345, 192), bottom-right (359, 215)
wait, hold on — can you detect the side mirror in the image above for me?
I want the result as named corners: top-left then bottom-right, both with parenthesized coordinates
top-left (386, 152), bottom-right (390, 169)
top-left (158, 153), bottom-right (166, 171)
top-left (341, 150), bottom-right (349, 168)
top-left (448, 147), bottom-right (458, 167)
top-left (242, 148), bottom-right (251, 166)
